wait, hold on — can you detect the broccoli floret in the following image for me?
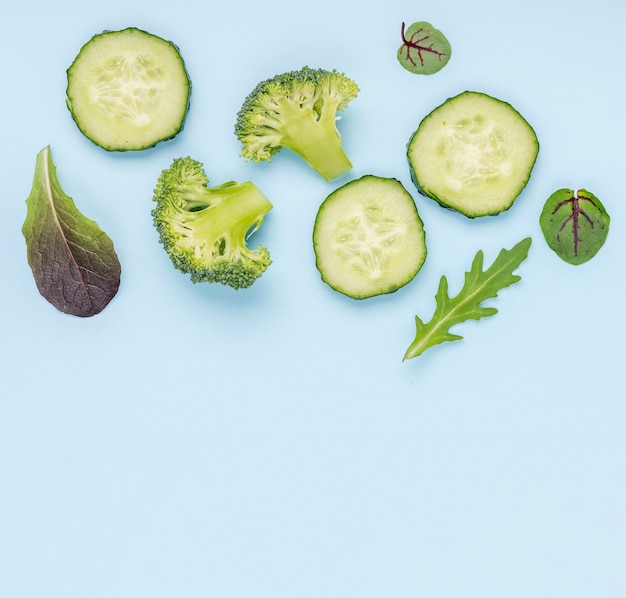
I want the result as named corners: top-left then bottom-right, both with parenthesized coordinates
top-left (152, 157), bottom-right (273, 290)
top-left (234, 66), bottom-right (360, 181)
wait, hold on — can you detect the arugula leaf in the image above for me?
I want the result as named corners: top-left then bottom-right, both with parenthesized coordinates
top-left (539, 188), bottom-right (610, 265)
top-left (22, 146), bottom-right (121, 317)
top-left (397, 21), bottom-right (452, 75)
top-left (403, 237), bottom-right (531, 360)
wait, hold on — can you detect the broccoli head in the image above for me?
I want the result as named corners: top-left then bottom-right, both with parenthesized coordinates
top-left (152, 157), bottom-right (273, 290)
top-left (234, 66), bottom-right (360, 181)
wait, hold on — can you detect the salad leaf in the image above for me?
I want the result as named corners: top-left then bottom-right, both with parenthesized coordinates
top-left (539, 188), bottom-right (610, 265)
top-left (404, 238), bottom-right (531, 360)
top-left (22, 146), bottom-right (121, 317)
top-left (397, 21), bottom-right (451, 75)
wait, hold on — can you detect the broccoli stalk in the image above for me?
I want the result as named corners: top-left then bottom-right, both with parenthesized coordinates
top-left (234, 67), bottom-right (360, 181)
top-left (152, 157), bottom-right (273, 290)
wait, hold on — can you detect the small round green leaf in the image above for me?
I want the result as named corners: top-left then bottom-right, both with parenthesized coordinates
top-left (397, 21), bottom-right (451, 75)
top-left (539, 188), bottom-right (610, 265)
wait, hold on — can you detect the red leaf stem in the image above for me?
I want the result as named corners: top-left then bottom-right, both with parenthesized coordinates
top-left (553, 190), bottom-right (598, 257)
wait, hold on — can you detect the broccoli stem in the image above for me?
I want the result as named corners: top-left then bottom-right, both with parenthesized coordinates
top-left (279, 101), bottom-right (353, 181)
top-left (193, 181), bottom-right (272, 241)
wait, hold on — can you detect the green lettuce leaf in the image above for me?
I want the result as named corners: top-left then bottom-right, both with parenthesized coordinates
top-left (22, 146), bottom-right (121, 317)
top-left (404, 237), bottom-right (531, 360)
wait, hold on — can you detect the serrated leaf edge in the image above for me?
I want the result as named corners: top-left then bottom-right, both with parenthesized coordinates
top-left (403, 237), bottom-right (532, 360)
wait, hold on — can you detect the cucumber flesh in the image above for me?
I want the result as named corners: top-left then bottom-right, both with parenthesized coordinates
top-left (66, 27), bottom-right (191, 151)
top-left (313, 175), bottom-right (427, 300)
top-left (407, 91), bottom-right (539, 218)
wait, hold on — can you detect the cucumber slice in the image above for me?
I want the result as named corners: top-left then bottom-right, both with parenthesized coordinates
top-left (407, 91), bottom-right (539, 218)
top-left (66, 27), bottom-right (191, 151)
top-left (313, 175), bottom-right (427, 299)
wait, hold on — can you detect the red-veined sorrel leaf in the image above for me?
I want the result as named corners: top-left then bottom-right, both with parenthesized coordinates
top-left (539, 188), bottom-right (610, 265)
top-left (22, 146), bottom-right (121, 317)
top-left (397, 21), bottom-right (451, 75)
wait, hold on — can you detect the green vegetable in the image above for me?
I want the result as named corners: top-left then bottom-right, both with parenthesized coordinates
top-left (407, 91), bottom-right (539, 218)
top-left (151, 157), bottom-right (273, 290)
top-left (313, 175), bottom-right (427, 299)
top-left (539, 188), bottom-right (610, 265)
top-left (234, 66), bottom-right (360, 181)
top-left (397, 21), bottom-right (451, 75)
top-left (404, 237), bottom-right (531, 359)
top-left (22, 146), bottom-right (121, 317)
top-left (66, 27), bottom-right (191, 151)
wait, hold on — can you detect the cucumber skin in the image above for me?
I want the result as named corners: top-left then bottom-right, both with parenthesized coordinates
top-left (66, 27), bottom-right (192, 152)
top-left (407, 151), bottom-right (457, 214)
top-left (407, 90), bottom-right (539, 218)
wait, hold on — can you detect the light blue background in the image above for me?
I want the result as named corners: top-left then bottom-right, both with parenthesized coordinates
top-left (1, 0), bottom-right (625, 596)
